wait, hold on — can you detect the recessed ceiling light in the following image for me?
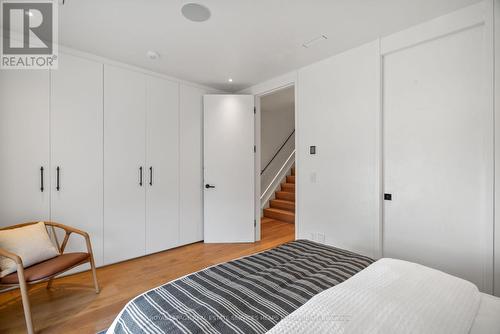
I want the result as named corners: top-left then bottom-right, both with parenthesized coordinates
top-left (181, 3), bottom-right (211, 22)
top-left (147, 50), bottom-right (160, 60)
top-left (228, 78), bottom-right (233, 83)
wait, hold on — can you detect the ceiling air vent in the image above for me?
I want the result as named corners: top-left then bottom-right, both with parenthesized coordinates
top-left (302, 35), bottom-right (328, 48)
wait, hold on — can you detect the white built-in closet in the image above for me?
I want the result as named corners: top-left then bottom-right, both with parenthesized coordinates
top-left (103, 65), bottom-right (181, 264)
top-left (0, 51), bottom-right (207, 267)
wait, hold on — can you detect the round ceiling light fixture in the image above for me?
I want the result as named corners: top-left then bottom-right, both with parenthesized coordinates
top-left (181, 3), bottom-right (211, 22)
top-left (147, 50), bottom-right (160, 60)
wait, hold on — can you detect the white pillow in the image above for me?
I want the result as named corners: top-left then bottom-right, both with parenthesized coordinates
top-left (0, 222), bottom-right (60, 277)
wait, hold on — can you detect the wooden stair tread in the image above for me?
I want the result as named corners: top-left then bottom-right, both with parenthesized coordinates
top-left (270, 199), bottom-right (295, 212)
top-left (271, 199), bottom-right (294, 204)
top-left (263, 207), bottom-right (295, 223)
top-left (264, 207), bottom-right (294, 214)
top-left (261, 217), bottom-right (275, 224)
top-left (264, 165), bottom-right (296, 224)
top-left (275, 191), bottom-right (295, 201)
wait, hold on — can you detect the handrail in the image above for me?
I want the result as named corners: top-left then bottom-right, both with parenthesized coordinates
top-left (260, 129), bottom-right (295, 175)
top-left (260, 150), bottom-right (295, 201)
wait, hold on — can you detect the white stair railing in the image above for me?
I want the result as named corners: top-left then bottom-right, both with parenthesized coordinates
top-left (260, 150), bottom-right (295, 210)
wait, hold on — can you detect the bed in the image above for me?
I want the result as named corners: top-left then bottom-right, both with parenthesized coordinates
top-left (107, 240), bottom-right (500, 334)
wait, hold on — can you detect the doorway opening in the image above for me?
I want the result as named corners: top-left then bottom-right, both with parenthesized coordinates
top-left (258, 86), bottom-right (295, 241)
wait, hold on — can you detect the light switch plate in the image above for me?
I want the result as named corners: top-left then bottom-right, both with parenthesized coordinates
top-left (310, 172), bottom-right (317, 183)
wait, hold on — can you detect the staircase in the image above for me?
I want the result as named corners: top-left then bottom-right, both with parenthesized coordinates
top-left (262, 167), bottom-right (295, 223)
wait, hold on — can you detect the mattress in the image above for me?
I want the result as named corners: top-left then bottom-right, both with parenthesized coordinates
top-left (106, 240), bottom-right (374, 334)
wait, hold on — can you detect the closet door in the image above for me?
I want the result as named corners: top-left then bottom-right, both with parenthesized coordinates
top-left (145, 76), bottom-right (179, 254)
top-left (0, 70), bottom-right (50, 225)
top-left (383, 25), bottom-right (493, 292)
top-left (50, 53), bottom-right (104, 267)
top-left (104, 65), bottom-right (146, 264)
top-left (179, 85), bottom-right (205, 244)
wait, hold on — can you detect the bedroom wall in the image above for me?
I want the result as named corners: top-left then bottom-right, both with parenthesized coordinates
top-left (296, 41), bottom-right (381, 258)
top-left (241, 42), bottom-right (381, 258)
top-left (242, 0), bottom-right (498, 295)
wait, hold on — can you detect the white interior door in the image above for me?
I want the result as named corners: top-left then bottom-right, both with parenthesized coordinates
top-left (145, 75), bottom-right (179, 254)
top-left (0, 70), bottom-right (50, 225)
top-left (104, 65), bottom-right (146, 264)
top-left (383, 25), bottom-right (493, 292)
top-left (50, 53), bottom-right (104, 267)
top-left (203, 95), bottom-right (255, 243)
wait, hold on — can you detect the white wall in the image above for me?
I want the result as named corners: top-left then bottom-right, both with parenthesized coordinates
top-left (243, 1), bottom-right (498, 294)
top-left (297, 41), bottom-right (381, 258)
top-left (261, 87), bottom-right (295, 170)
top-left (382, 22), bottom-right (493, 292)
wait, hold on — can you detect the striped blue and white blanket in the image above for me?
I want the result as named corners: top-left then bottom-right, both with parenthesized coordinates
top-left (107, 240), bottom-right (373, 334)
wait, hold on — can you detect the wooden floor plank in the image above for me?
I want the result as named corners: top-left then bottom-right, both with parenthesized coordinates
top-left (0, 221), bottom-right (294, 333)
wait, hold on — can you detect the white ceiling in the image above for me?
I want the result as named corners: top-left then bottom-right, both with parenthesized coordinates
top-left (59, 0), bottom-right (480, 92)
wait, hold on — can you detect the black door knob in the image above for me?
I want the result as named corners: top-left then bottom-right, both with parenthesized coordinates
top-left (205, 184), bottom-right (215, 189)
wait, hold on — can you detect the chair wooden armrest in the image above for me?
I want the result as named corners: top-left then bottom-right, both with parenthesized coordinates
top-left (0, 247), bottom-right (31, 333)
top-left (41, 221), bottom-right (92, 257)
top-left (44, 222), bottom-right (88, 238)
top-left (0, 247), bottom-right (23, 265)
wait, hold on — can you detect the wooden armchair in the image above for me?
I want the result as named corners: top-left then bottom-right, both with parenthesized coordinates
top-left (0, 222), bottom-right (100, 334)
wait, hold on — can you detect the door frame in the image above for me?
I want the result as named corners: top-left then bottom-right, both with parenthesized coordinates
top-left (246, 74), bottom-right (298, 241)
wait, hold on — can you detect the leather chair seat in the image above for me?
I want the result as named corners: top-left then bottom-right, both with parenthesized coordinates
top-left (0, 252), bottom-right (90, 284)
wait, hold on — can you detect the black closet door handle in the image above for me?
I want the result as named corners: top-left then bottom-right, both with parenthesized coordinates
top-left (149, 167), bottom-right (153, 186)
top-left (40, 166), bottom-right (44, 192)
top-left (139, 167), bottom-right (143, 186)
top-left (56, 166), bottom-right (60, 191)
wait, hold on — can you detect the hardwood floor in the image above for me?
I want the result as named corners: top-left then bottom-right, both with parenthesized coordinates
top-left (0, 220), bottom-right (294, 334)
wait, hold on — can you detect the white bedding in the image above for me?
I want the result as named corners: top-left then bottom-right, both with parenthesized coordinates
top-left (268, 258), bottom-right (485, 334)
top-left (470, 293), bottom-right (500, 334)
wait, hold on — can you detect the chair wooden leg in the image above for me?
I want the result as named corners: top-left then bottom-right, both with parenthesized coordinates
top-left (17, 264), bottom-right (35, 334)
top-left (84, 234), bottom-right (100, 294)
top-left (90, 259), bottom-right (100, 294)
